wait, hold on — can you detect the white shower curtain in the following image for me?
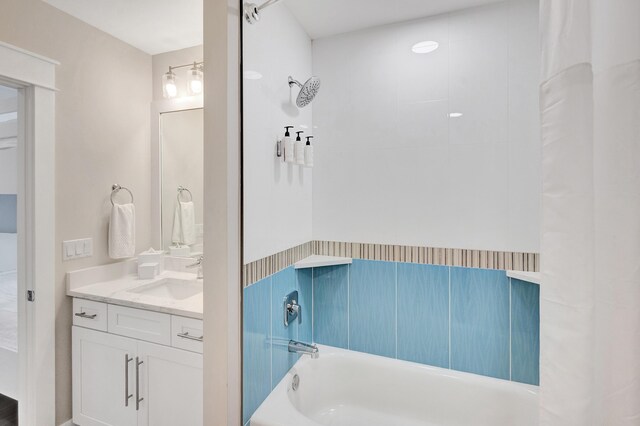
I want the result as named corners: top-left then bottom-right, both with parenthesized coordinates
top-left (540, 0), bottom-right (640, 424)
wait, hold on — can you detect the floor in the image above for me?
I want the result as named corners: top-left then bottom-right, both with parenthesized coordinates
top-left (0, 394), bottom-right (17, 426)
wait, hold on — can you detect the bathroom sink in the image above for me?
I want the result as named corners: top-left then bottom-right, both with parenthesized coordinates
top-left (128, 278), bottom-right (202, 300)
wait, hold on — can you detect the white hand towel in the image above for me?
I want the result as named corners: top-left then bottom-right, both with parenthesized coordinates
top-left (172, 201), bottom-right (196, 246)
top-left (109, 203), bottom-right (136, 259)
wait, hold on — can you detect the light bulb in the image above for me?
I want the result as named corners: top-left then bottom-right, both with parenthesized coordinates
top-left (163, 69), bottom-right (177, 99)
top-left (187, 63), bottom-right (204, 96)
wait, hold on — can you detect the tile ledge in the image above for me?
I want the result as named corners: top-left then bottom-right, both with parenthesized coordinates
top-left (507, 270), bottom-right (541, 285)
top-left (294, 255), bottom-right (352, 269)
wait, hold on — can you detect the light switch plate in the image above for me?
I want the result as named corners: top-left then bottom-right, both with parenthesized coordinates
top-left (63, 238), bottom-right (93, 261)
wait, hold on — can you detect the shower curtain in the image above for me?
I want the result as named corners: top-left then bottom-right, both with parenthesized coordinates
top-left (540, 0), bottom-right (640, 424)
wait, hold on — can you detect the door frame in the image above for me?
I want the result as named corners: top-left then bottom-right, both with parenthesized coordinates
top-left (0, 41), bottom-right (57, 426)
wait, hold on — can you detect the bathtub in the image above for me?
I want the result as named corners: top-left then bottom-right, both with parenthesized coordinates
top-left (250, 345), bottom-right (538, 426)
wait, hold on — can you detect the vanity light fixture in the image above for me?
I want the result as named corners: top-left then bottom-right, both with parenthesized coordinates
top-left (162, 68), bottom-right (178, 99)
top-left (162, 61), bottom-right (205, 99)
top-left (187, 62), bottom-right (204, 95)
top-left (412, 40), bottom-right (439, 54)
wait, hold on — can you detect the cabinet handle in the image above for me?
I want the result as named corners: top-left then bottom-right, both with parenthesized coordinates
top-left (135, 357), bottom-right (144, 411)
top-left (124, 354), bottom-right (133, 407)
top-left (177, 331), bottom-right (204, 342)
top-left (75, 312), bottom-right (97, 319)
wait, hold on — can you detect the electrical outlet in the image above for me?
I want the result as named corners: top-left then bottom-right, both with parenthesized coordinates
top-left (63, 238), bottom-right (93, 261)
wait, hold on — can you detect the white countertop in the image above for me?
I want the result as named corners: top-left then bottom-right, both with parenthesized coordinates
top-left (67, 259), bottom-right (203, 319)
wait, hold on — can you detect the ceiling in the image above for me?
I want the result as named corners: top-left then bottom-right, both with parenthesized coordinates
top-left (42, 0), bottom-right (501, 55)
top-left (44, 0), bottom-right (203, 55)
top-left (284, 0), bottom-right (504, 39)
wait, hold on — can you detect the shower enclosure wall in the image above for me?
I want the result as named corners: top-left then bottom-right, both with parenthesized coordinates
top-left (242, 1), bottom-right (541, 424)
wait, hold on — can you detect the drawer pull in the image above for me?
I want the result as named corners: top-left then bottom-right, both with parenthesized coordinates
top-left (177, 332), bottom-right (203, 342)
top-left (75, 312), bottom-right (97, 319)
top-left (136, 357), bottom-right (144, 411)
top-left (125, 354), bottom-right (133, 407)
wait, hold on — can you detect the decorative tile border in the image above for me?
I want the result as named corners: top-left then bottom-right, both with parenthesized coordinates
top-left (243, 240), bottom-right (539, 287)
top-left (242, 241), bottom-right (313, 287)
top-left (313, 241), bottom-right (539, 272)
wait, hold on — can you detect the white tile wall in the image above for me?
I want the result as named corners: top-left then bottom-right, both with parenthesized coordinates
top-left (311, 0), bottom-right (540, 253)
top-left (243, 3), bottom-right (314, 263)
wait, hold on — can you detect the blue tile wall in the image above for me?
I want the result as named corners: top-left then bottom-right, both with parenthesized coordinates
top-left (312, 265), bottom-right (349, 349)
top-left (243, 260), bottom-right (540, 422)
top-left (242, 266), bottom-right (315, 424)
top-left (271, 268), bottom-right (298, 386)
top-left (450, 267), bottom-right (510, 379)
top-left (348, 260), bottom-right (396, 357)
top-left (511, 278), bottom-right (540, 385)
top-left (397, 263), bottom-right (449, 368)
top-left (296, 268), bottom-right (313, 343)
top-left (310, 260), bottom-right (539, 384)
top-left (242, 277), bottom-right (271, 425)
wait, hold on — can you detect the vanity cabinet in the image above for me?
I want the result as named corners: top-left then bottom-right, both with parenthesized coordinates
top-left (72, 327), bottom-right (138, 426)
top-left (72, 300), bottom-right (203, 426)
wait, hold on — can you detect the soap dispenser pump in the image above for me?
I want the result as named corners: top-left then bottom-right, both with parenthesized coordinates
top-left (304, 136), bottom-right (314, 168)
top-left (294, 131), bottom-right (305, 165)
top-left (283, 126), bottom-right (294, 163)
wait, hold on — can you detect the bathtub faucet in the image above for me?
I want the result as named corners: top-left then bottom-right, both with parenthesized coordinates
top-left (288, 340), bottom-right (319, 359)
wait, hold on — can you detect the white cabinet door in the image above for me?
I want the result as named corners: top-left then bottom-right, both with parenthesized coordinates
top-left (72, 326), bottom-right (138, 426)
top-left (136, 341), bottom-right (203, 426)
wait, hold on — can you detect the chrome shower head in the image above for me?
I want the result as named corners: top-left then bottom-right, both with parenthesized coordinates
top-left (288, 76), bottom-right (321, 108)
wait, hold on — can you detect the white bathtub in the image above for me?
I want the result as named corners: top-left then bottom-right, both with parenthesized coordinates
top-left (251, 345), bottom-right (538, 426)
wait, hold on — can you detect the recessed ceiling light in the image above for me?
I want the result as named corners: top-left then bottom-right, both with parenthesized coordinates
top-left (449, 112), bottom-right (463, 118)
top-left (244, 70), bottom-right (263, 80)
top-left (412, 41), bottom-right (439, 54)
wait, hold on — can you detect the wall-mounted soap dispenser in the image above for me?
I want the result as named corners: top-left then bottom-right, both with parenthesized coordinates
top-left (283, 126), bottom-right (294, 163)
top-left (304, 136), bottom-right (314, 168)
top-left (295, 131), bottom-right (305, 165)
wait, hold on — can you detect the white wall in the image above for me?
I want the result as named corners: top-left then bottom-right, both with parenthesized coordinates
top-left (311, 0), bottom-right (540, 253)
top-left (0, 0), bottom-right (152, 422)
top-left (243, 3), bottom-right (313, 263)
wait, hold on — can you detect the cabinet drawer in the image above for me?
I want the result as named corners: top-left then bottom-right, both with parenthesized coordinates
top-left (171, 316), bottom-right (203, 354)
top-left (108, 305), bottom-right (171, 345)
top-left (72, 298), bottom-right (108, 331)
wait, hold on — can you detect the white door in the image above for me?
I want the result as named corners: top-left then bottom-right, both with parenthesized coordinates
top-left (137, 341), bottom-right (203, 426)
top-left (72, 326), bottom-right (138, 426)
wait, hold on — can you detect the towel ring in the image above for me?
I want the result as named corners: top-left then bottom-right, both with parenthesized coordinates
top-left (111, 184), bottom-right (134, 206)
top-left (177, 186), bottom-right (193, 202)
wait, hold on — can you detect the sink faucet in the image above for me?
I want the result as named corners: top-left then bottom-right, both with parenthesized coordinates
top-left (288, 340), bottom-right (319, 359)
top-left (187, 255), bottom-right (204, 279)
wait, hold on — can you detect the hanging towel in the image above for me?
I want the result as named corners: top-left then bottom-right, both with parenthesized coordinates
top-left (172, 201), bottom-right (196, 246)
top-left (109, 203), bottom-right (136, 259)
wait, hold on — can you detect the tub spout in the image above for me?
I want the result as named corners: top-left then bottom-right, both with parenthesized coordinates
top-left (288, 340), bottom-right (319, 359)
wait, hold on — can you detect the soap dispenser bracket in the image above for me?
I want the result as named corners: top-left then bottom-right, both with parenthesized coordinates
top-left (283, 290), bottom-right (302, 327)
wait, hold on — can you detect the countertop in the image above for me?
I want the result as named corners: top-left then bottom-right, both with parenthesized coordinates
top-left (67, 261), bottom-right (203, 319)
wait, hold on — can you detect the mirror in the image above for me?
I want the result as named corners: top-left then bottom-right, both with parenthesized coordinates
top-left (160, 108), bottom-right (204, 255)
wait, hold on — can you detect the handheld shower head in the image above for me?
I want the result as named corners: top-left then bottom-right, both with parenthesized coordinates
top-left (288, 76), bottom-right (321, 108)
